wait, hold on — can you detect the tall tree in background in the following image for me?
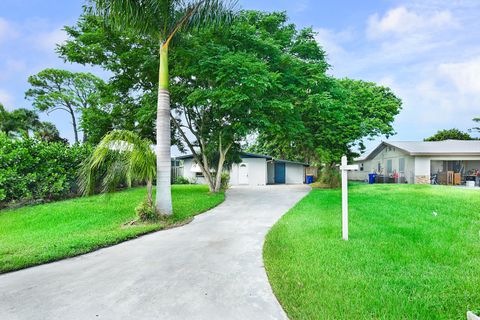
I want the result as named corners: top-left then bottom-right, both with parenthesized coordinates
top-left (0, 105), bottom-right (42, 138)
top-left (34, 122), bottom-right (67, 143)
top-left (25, 68), bottom-right (106, 143)
top-left (425, 128), bottom-right (473, 141)
top-left (90, 0), bottom-right (237, 215)
top-left (472, 117), bottom-right (480, 134)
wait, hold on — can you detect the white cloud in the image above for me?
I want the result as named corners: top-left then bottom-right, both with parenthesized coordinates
top-left (367, 6), bottom-right (456, 39)
top-left (0, 89), bottom-right (15, 110)
top-left (0, 59), bottom-right (27, 81)
top-left (438, 57), bottom-right (480, 94)
top-left (33, 28), bottom-right (68, 52)
top-left (0, 17), bottom-right (19, 43)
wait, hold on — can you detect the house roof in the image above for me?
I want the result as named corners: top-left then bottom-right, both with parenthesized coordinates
top-left (174, 152), bottom-right (309, 166)
top-left (358, 140), bottom-right (480, 161)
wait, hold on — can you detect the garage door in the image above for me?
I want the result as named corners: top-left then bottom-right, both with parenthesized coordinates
top-left (274, 162), bottom-right (286, 184)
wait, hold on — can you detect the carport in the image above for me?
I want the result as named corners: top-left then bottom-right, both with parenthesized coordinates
top-left (267, 159), bottom-right (307, 184)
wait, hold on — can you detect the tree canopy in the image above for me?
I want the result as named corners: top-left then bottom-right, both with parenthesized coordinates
top-left (0, 104), bottom-right (64, 142)
top-left (424, 128), bottom-right (474, 141)
top-left (59, 9), bottom-right (402, 175)
top-left (25, 68), bottom-right (107, 143)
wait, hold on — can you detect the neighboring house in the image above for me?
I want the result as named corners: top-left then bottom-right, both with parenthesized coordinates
top-left (173, 153), bottom-right (308, 186)
top-left (350, 140), bottom-right (480, 185)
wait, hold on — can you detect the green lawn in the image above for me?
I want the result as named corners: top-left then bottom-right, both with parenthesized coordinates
top-left (264, 184), bottom-right (480, 319)
top-left (0, 185), bottom-right (224, 274)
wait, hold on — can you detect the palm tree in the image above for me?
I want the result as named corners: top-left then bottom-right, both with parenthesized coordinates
top-left (11, 109), bottom-right (42, 138)
top-left (0, 105), bottom-right (42, 138)
top-left (91, 0), bottom-right (237, 215)
top-left (34, 122), bottom-right (65, 143)
top-left (79, 130), bottom-right (156, 209)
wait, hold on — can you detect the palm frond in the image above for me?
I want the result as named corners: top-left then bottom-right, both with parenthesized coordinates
top-left (78, 130), bottom-right (156, 196)
top-left (90, 0), bottom-right (173, 38)
top-left (90, 0), bottom-right (238, 42)
top-left (167, 0), bottom-right (238, 44)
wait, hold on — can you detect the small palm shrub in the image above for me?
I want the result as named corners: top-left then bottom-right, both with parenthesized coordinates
top-left (135, 197), bottom-right (159, 222)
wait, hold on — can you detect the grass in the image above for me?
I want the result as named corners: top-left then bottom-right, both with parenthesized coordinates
top-left (0, 185), bottom-right (224, 274)
top-left (264, 184), bottom-right (480, 320)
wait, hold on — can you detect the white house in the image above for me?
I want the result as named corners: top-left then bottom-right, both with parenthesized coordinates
top-left (174, 153), bottom-right (308, 186)
top-left (350, 140), bottom-right (480, 185)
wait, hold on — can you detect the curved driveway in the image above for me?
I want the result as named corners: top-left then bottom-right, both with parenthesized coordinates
top-left (0, 185), bottom-right (309, 320)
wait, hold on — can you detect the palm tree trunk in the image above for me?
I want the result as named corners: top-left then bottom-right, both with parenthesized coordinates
top-left (146, 179), bottom-right (153, 207)
top-left (155, 43), bottom-right (173, 215)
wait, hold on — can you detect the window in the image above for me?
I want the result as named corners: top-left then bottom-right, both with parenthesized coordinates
top-left (360, 163), bottom-right (364, 171)
top-left (399, 158), bottom-right (405, 173)
top-left (377, 162), bottom-right (381, 172)
top-left (387, 160), bottom-right (393, 174)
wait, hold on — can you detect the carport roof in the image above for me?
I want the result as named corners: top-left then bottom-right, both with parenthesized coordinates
top-left (358, 140), bottom-right (480, 161)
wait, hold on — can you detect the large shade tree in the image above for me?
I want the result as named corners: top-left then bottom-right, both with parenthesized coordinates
top-left (90, 0), bottom-right (237, 215)
top-left (25, 68), bottom-right (106, 144)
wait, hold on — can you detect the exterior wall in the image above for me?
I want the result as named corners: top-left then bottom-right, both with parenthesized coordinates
top-left (351, 146), bottom-right (414, 183)
top-left (181, 156), bottom-right (307, 186)
top-left (182, 158), bottom-right (196, 182)
top-left (414, 157), bottom-right (430, 184)
top-left (182, 158), bottom-right (207, 184)
top-left (230, 157), bottom-right (267, 186)
top-left (267, 161), bottom-right (275, 184)
top-left (285, 163), bottom-right (305, 184)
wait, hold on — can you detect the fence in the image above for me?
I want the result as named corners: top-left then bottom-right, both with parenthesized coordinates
top-left (171, 166), bottom-right (184, 183)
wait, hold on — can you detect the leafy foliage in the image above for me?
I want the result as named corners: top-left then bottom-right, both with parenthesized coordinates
top-left (79, 130), bottom-right (157, 219)
top-left (59, 9), bottom-right (401, 174)
top-left (173, 176), bottom-right (190, 184)
top-left (0, 104), bottom-right (45, 139)
top-left (0, 133), bottom-right (92, 205)
top-left (25, 68), bottom-right (107, 143)
top-left (425, 128), bottom-right (474, 141)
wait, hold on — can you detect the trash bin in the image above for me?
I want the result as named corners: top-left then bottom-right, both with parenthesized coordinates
top-left (306, 175), bottom-right (314, 184)
top-left (368, 173), bottom-right (376, 184)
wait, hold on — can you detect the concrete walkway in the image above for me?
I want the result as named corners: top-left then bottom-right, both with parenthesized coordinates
top-left (0, 185), bottom-right (309, 320)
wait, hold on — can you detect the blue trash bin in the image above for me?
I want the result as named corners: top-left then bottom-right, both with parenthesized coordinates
top-left (368, 173), bottom-right (376, 184)
top-left (306, 175), bottom-right (314, 184)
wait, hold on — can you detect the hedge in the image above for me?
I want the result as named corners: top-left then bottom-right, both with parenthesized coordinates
top-left (0, 133), bottom-right (92, 206)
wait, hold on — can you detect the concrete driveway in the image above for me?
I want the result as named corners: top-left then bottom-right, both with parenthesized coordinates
top-left (0, 185), bottom-right (309, 320)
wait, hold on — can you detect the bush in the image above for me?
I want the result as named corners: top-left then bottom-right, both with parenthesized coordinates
top-left (173, 176), bottom-right (190, 185)
top-left (135, 198), bottom-right (158, 222)
top-left (0, 134), bottom-right (92, 206)
top-left (220, 172), bottom-right (230, 190)
top-left (319, 165), bottom-right (340, 189)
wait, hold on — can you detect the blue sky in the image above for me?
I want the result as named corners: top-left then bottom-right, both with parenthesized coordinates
top-left (1, 0), bottom-right (480, 152)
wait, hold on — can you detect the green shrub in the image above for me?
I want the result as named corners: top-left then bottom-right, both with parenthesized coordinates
top-left (0, 133), bottom-right (92, 206)
top-left (220, 172), bottom-right (230, 190)
top-left (135, 198), bottom-right (158, 222)
top-left (319, 165), bottom-right (340, 189)
top-left (173, 176), bottom-right (190, 185)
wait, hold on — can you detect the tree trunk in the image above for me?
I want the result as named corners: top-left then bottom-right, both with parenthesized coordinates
top-left (146, 179), bottom-right (153, 207)
top-left (70, 110), bottom-right (79, 144)
top-left (214, 154), bottom-right (226, 193)
top-left (155, 43), bottom-right (173, 215)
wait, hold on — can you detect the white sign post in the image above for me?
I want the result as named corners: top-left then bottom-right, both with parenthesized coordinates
top-left (340, 155), bottom-right (359, 241)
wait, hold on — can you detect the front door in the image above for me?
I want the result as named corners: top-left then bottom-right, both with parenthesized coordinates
top-left (274, 162), bottom-right (286, 184)
top-left (239, 163), bottom-right (249, 185)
